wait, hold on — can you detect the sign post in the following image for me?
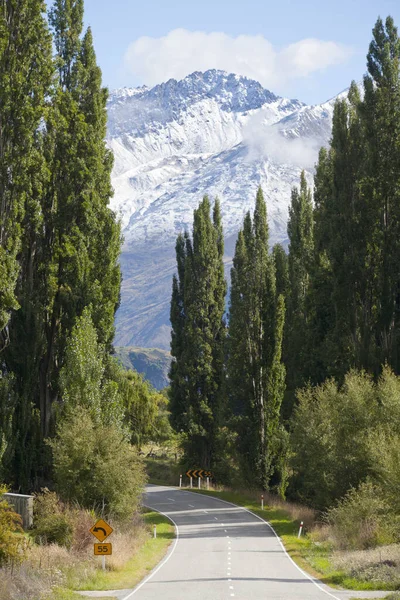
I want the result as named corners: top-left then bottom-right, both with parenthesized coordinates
top-left (90, 519), bottom-right (113, 570)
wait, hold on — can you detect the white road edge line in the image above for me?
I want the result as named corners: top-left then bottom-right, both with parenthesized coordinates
top-left (177, 488), bottom-right (342, 600)
top-left (121, 504), bottom-right (179, 600)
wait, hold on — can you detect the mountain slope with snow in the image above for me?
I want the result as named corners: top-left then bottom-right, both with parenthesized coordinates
top-left (107, 70), bottom-right (341, 349)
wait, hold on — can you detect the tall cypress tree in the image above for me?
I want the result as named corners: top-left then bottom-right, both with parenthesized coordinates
top-left (169, 197), bottom-right (226, 470)
top-left (228, 187), bottom-right (286, 489)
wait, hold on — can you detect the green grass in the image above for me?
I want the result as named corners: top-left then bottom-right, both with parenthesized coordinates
top-left (187, 487), bottom-right (396, 592)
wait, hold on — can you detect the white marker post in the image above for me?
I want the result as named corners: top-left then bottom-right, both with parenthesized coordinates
top-left (102, 556), bottom-right (106, 571)
top-left (153, 524), bottom-right (157, 538)
top-left (190, 476), bottom-right (193, 488)
top-left (198, 476), bottom-right (201, 489)
top-left (298, 521), bottom-right (304, 538)
top-left (261, 494), bottom-right (264, 510)
top-left (179, 474), bottom-right (182, 488)
top-left (206, 476), bottom-right (209, 490)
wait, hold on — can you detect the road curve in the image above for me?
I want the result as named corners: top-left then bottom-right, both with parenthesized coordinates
top-left (122, 485), bottom-right (387, 600)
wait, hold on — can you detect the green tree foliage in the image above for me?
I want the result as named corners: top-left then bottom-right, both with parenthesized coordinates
top-left (59, 308), bottom-right (123, 427)
top-left (50, 406), bottom-right (145, 520)
top-left (2, 0), bottom-right (121, 489)
top-left (0, 0), bottom-right (52, 343)
top-left (309, 17), bottom-right (400, 383)
top-left (272, 244), bottom-right (289, 300)
top-left (115, 367), bottom-right (166, 448)
top-left (228, 188), bottom-right (286, 490)
top-left (169, 197), bottom-right (227, 470)
top-left (286, 172), bottom-right (314, 391)
top-left (289, 368), bottom-right (400, 510)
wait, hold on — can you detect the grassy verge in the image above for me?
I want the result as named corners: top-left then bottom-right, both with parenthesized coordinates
top-left (187, 487), bottom-right (397, 592)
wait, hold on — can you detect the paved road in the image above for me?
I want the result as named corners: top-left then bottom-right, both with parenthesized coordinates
top-left (111, 485), bottom-right (387, 600)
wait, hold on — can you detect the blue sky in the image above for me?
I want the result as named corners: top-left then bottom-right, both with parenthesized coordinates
top-left (81, 0), bottom-right (400, 104)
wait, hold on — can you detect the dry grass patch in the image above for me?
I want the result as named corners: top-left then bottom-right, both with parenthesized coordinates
top-left (333, 545), bottom-right (400, 589)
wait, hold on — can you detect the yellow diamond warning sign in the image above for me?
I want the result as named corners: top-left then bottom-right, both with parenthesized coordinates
top-left (89, 519), bottom-right (113, 542)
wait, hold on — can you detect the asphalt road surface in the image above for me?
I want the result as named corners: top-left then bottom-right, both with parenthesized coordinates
top-left (115, 485), bottom-right (387, 600)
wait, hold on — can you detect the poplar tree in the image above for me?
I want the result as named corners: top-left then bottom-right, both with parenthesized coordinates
top-left (310, 16), bottom-right (400, 380)
top-left (0, 0), bottom-right (53, 486)
top-left (4, 0), bottom-right (121, 488)
top-left (286, 172), bottom-right (314, 391)
top-left (0, 0), bottom-right (52, 342)
top-left (169, 197), bottom-right (226, 470)
top-left (228, 188), bottom-right (286, 489)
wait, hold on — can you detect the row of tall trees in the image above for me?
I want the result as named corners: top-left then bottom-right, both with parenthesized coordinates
top-left (169, 192), bottom-right (286, 489)
top-left (169, 15), bottom-right (400, 495)
top-left (282, 16), bottom-right (400, 402)
top-left (0, 0), bottom-right (121, 489)
top-left (0, 0), bottom-right (164, 498)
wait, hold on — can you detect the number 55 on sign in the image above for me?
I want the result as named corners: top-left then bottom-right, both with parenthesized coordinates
top-left (94, 543), bottom-right (112, 555)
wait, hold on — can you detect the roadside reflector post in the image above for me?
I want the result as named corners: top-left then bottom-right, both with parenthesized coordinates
top-left (198, 476), bottom-right (201, 489)
top-left (153, 524), bottom-right (157, 538)
top-left (190, 476), bottom-right (193, 488)
top-left (298, 521), bottom-right (304, 538)
top-left (179, 474), bottom-right (182, 488)
top-left (261, 494), bottom-right (264, 510)
top-left (206, 476), bottom-right (209, 490)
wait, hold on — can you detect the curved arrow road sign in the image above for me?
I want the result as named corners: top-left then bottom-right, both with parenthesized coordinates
top-left (89, 519), bottom-right (113, 542)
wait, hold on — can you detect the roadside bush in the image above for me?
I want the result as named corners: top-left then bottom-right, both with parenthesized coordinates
top-left (325, 481), bottom-right (396, 550)
top-left (49, 406), bottom-right (146, 521)
top-left (33, 489), bottom-right (73, 548)
top-left (289, 368), bottom-right (400, 510)
top-left (0, 485), bottom-right (24, 566)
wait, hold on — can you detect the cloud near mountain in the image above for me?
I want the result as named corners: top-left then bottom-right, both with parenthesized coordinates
top-left (123, 29), bottom-right (352, 90)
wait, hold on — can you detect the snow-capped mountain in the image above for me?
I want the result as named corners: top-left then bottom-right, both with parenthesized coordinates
top-left (107, 70), bottom-right (341, 350)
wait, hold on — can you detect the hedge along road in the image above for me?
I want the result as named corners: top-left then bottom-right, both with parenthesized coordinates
top-left (122, 485), bottom-right (387, 600)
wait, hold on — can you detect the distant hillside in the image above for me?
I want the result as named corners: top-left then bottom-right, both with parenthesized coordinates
top-left (114, 346), bottom-right (171, 390)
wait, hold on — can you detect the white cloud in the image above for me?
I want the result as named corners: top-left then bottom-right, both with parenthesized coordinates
top-left (243, 111), bottom-right (322, 168)
top-left (123, 29), bottom-right (352, 89)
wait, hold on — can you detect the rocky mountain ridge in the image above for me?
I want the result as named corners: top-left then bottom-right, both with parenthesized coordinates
top-left (107, 70), bottom-right (342, 349)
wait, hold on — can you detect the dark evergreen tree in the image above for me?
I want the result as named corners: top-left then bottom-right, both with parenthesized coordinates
top-left (0, 0), bottom-right (53, 486)
top-left (285, 172), bottom-right (314, 392)
top-left (4, 0), bottom-right (121, 488)
top-left (228, 188), bottom-right (286, 489)
top-left (169, 197), bottom-right (226, 470)
top-left (272, 244), bottom-right (289, 300)
top-left (310, 17), bottom-right (400, 381)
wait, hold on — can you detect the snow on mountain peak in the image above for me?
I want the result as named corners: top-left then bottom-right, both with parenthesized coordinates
top-left (107, 71), bottom-right (345, 349)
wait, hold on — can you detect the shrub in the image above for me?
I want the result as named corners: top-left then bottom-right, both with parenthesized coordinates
top-left (289, 368), bottom-right (400, 510)
top-left (33, 489), bottom-right (73, 548)
top-left (325, 481), bottom-right (396, 550)
top-left (49, 406), bottom-right (146, 521)
top-left (0, 485), bottom-right (24, 566)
